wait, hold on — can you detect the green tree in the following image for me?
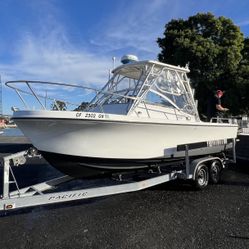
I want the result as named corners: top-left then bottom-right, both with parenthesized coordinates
top-left (157, 12), bottom-right (244, 115)
top-left (51, 100), bottom-right (67, 111)
top-left (225, 38), bottom-right (249, 115)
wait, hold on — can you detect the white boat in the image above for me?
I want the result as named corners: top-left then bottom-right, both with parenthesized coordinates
top-left (6, 56), bottom-right (238, 177)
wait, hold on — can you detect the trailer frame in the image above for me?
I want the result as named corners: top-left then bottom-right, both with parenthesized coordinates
top-left (0, 139), bottom-right (236, 212)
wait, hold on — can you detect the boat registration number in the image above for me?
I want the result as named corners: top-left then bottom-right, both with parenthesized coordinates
top-left (76, 112), bottom-right (106, 119)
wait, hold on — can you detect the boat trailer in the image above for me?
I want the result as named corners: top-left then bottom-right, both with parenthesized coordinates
top-left (0, 140), bottom-right (236, 211)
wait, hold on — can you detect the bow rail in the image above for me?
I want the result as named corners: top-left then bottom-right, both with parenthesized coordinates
top-left (5, 80), bottom-right (137, 112)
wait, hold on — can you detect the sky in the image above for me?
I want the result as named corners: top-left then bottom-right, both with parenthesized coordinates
top-left (1, 0), bottom-right (249, 114)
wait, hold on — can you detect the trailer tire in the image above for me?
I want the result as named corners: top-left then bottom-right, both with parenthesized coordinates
top-left (194, 164), bottom-right (209, 190)
top-left (209, 160), bottom-right (221, 184)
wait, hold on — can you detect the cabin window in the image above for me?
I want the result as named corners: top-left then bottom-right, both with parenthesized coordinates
top-left (145, 91), bottom-right (173, 107)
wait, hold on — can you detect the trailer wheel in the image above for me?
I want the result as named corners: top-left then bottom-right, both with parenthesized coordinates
top-left (209, 160), bottom-right (221, 184)
top-left (194, 164), bottom-right (209, 190)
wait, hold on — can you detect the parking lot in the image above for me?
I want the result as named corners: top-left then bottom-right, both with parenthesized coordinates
top-left (0, 140), bottom-right (249, 249)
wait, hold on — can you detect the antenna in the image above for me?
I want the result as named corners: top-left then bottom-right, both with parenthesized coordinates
top-left (108, 69), bottom-right (112, 80)
top-left (112, 57), bottom-right (116, 70)
top-left (108, 57), bottom-right (116, 80)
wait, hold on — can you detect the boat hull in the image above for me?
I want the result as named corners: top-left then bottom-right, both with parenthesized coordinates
top-left (41, 143), bottom-right (233, 178)
top-left (13, 110), bottom-right (238, 177)
top-left (40, 151), bottom-right (187, 178)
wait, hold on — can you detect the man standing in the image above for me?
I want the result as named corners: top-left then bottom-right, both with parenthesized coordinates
top-left (207, 90), bottom-right (229, 121)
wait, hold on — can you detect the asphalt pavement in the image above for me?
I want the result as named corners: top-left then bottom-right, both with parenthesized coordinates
top-left (0, 137), bottom-right (249, 249)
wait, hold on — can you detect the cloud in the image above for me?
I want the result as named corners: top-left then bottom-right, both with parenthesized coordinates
top-left (0, 0), bottom-right (114, 87)
top-left (91, 0), bottom-right (179, 59)
top-left (237, 20), bottom-right (249, 27)
top-left (0, 0), bottom-right (180, 86)
top-left (0, 30), bottom-right (112, 86)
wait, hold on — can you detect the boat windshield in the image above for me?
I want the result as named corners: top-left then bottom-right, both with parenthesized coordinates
top-left (88, 66), bottom-right (143, 107)
top-left (101, 74), bottom-right (139, 104)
